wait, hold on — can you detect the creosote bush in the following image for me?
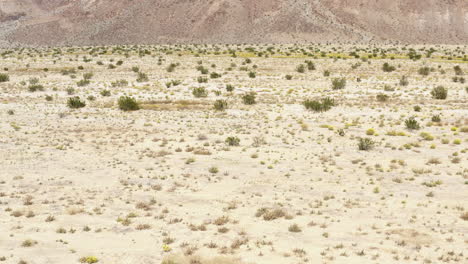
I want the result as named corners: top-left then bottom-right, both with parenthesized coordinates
top-left (242, 92), bottom-right (256, 105)
top-left (431, 86), bottom-right (447, 99)
top-left (136, 72), bottom-right (149, 82)
top-left (376, 93), bottom-right (389, 102)
top-left (192, 87), bottom-right (208, 98)
top-left (405, 117), bottom-right (420, 130)
top-left (67, 97), bottom-right (86, 109)
top-left (331, 78), bottom-right (346, 90)
top-left (118, 96), bottom-right (139, 111)
top-left (382, 62), bottom-right (396, 72)
top-left (214, 100), bottom-right (228, 111)
top-left (303, 97), bottom-right (335, 112)
top-left (0, 73), bottom-right (9, 82)
top-left (225, 137), bottom-right (240, 146)
top-left (358, 138), bottom-right (375, 151)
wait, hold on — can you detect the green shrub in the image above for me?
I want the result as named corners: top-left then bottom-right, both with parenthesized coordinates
top-left (111, 79), bottom-right (128, 87)
top-left (305, 60), bottom-right (315, 70)
top-left (210, 72), bottom-right (221, 79)
top-left (413, 105), bottom-right (421, 112)
top-left (77, 79), bottom-right (90, 87)
top-left (100, 90), bottom-right (111, 96)
top-left (242, 92), bottom-right (256, 105)
top-left (192, 87), bottom-right (208, 98)
top-left (405, 117), bottom-right (420, 130)
top-left (431, 115), bottom-right (441, 122)
top-left (331, 78), bottom-right (346, 90)
top-left (136, 72), bottom-right (149, 82)
top-left (303, 97), bottom-right (335, 112)
top-left (382, 63), bottom-right (396, 72)
top-left (454, 65), bottom-right (463, 76)
top-left (226, 84), bottom-right (234, 92)
top-left (83, 72), bottom-right (93, 80)
top-left (28, 84), bottom-right (44, 92)
top-left (248, 71), bottom-right (256, 78)
top-left (418, 67), bottom-right (431, 76)
top-left (376, 93), bottom-right (389, 102)
top-left (358, 138), bottom-right (375, 151)
top-left (118, 96), bottom-right (139, 111)
top-left (67, 97), bottom-right (86, 109)
top-left (197, 76), bottom-right (208, 83)
top-left (431, 86), bottom-right (447, 99)
top-left (296, 64), bottom-right (305, 73)
top-left (225, 137), bottom-right (240, 146)
top-left (214, 100), bottom-right (228, 111)
top-left (399, 75), bottom-right (409, 86)
top-left (79, 256), bottom-right (99, 263)
top-left (66, 87), bottom-right (75, 95)
top-left (0, 73), bottom-right (9, 82)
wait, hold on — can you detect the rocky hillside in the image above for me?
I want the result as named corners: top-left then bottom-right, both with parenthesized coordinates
top-left (0, 0), bottom-right (467, 46)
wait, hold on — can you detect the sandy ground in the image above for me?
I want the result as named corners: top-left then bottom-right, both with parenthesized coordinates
top-left (0, 44), bottom-right (467, 264)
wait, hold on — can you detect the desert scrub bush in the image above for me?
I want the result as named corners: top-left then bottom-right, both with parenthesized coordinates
top-left (420, 132), bottom-right (434, 141)
top-left (303, 97), bottom-right (335, 112)
top-left (79, 256), bottom-right (99, 263)
top-left (214, 100), bottom-right (228, 111)
top-left (208, 166), bottom-right (219, 174)
top-left (166, 63), bottom-right (179, 72)
top-left (210, 72), bottom-right (221, 79)
top-left (454, 65), bottom-right (464, 75)
top-left (323, 70), bottom-right (330, 77)
top-left (384, 85), bottom-right (395, 92)
top-left (192, 87), bottom-right (208, 98)
top-left (413, 105), bottom-right (421, 112)
top-left (376, 93), bottom-right (389, 102)
top-left (197, 76), bottom-right (208, 83)
top-left (225, 137), bottom-right (240, 146)
top-left (366, 128), bottom-right (375, 135)
top-left (28, 84), bottom-right (44, 92)
top-left (111, 79), bottom-right (128, 87)
top-left (136, 72), bottom-right (149, 82)
top-left (405, 117), bottom-right (420, 130)
top-left (45, 95), bottom-right (53, 101)
top-left (418, 67), bottom-right (431, 76)
top-left (296, 64), bottom-right (306, 73)
top-left (248, 71), bottom-right (256, 78)
top-left (288, 224), bottom-right (302, 233)
top-left (305, 60), bottom-right (315, 70)
top-left (382, 62), bottom-right (396, 72)
top-left (83, 72), bottom-right (93, 80)
top-left (358, 138), bottom-right (375, 151)
top-left (100, 90), bottom-right (111, 96)
top-left (285, 74), bottom-right (293, 80)
top-left (118, 96), bottom-right (139, 111)
top-left (67, 97), bottom-right (86, 109)
top-left (399, 75), bottom-right (409, 86)
top-left (331, 78), bottom-right (346, 90)
top-left (226, 84), bottom-right (234, 92)
top-left (76, 79), bottom-right (90, 87)
top-left (431, 86), bottom-right (447, 99)
top-left (431, 115), bottom-right (441, 122)
top-left (0, 73), bottom-right (9, 82)
top-left (242, 92), bottom-right (256, 105)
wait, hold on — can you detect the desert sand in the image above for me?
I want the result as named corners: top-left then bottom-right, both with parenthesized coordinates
top-left (0, 44), bottom-right (467, 264)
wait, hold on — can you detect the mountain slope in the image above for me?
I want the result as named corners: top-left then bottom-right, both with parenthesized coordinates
top-left (0, 0), bottom-right (467, 46)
